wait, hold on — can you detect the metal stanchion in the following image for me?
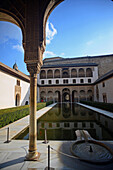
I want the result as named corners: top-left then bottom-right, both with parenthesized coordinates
top-left (45, 145), bottom-right (54, 170)
top-left (48, 145), bottom-right (50, 170)
top-left (4, 127), bottom-right (11, 143)
top-left (43, 128), bottom-right (48, 144)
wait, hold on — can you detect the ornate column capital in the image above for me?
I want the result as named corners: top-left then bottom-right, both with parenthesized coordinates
top-left (27, 62), bottom-right (41, 75)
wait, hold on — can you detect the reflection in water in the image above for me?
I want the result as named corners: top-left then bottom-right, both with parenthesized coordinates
top-left (62, 103), bottom-right (71, 118)
top-left (15, 103), bottom-right (113, 141)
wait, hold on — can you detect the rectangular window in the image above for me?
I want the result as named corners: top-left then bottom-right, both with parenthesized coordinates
top-left (64, 122), bottom-right (69, 127)
top-left (17, 80), bottom-right (20, 86)
top-left (41, 80), bottom-right (44, 84)
top-left (80, 79), bottom-right (84, 83)
top-left (48, 80), bottom-right (52, 84)
top-left (102, 82), bottom-right (105, 87)
top-left (73, 79), bottom-right (76, 83)
top-left (88, 79), bottom-right (91, 83)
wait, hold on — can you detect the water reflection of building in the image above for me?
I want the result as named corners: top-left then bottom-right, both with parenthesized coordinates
top-left (37, 103), bottom-right (113, 140)
top-left (37, 121), bottom-right (106, 140)
top-left (38, 55), bottom-right (113, 103)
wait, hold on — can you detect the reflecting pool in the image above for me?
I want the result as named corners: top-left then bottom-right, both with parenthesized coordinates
top-left (15, 103), bottom-right (113, 140)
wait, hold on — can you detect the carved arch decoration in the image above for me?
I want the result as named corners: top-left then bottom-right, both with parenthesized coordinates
top-left (42, 0), bottom-right (64, 46)
top-left (0, 0), bottom-right (64, 68)
top-left (0, 2), bottom-right (25, 47)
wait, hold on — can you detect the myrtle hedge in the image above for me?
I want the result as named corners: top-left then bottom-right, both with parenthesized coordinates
top-left (80, 101), bottom-right (113, 113)
top-left (0, 101), bottom-right (53, 128)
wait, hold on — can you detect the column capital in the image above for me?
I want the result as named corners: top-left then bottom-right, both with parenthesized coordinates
top-left (27, 62), bottom-right (41, 75)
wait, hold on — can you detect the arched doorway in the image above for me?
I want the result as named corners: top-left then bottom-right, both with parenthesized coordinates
top-left (62, 88), bottom-right (70, 102)
top-left (80, 90), bottom-right (86, 101)
top-left (72, 90), bottom-right (78, 102)
top-left (87, 90), bottom-right (93, 101)
top-left (55, 90), bottom-right (61, 102)
top-left (47, 91), bottom-right (53, 101)
top-left (15, 93), bottom-right (20, 106)
top-left (40, 91), bottom-right (46, 102)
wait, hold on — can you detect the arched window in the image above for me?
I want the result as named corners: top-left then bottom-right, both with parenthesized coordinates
top-left (62, 71), bottom-right (69, 78)
top-left (62, 68), bottom-right (69, 78)
top-left (40, 70), bottom-right (46, 79)
top-left (54, 69), bottom-right (60, 78)
top-left (47, 70), bottom-right (53, 78)
top-left (71, 69), bottom-right (77, 77)
top-left (78, 68), bottom-right (85, 77)
top-left (86, 68), bottom-right (92, 77)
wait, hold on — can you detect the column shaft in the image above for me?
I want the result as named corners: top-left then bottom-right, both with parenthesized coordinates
top-left (26, 72), bottom-right (40, 160)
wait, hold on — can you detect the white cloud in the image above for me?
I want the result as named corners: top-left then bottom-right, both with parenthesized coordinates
top-left (60, 52), bottom-right (65, 56)
top-left (46, 21), bottom-right (57, 45)
top-left (86, 40), bottom-right (94, 46)
top-left (0, 22), bottom-right (22, 43)
top-left (43, 50), bottom-right (56, 58)
top-left (12, 44), bottom-right (24, 53)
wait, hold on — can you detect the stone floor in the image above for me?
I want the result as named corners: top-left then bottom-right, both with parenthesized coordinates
top-left (0, 140), bottom-right (113, 170)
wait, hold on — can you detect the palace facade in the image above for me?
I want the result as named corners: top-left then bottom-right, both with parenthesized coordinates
top-left (0, 54), bottom-right (113, 110)
top-left (38, 54), bottom-right (113, 103)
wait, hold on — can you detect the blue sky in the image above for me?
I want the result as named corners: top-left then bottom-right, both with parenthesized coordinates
top-left (1, 0), bottom-right (113, 74)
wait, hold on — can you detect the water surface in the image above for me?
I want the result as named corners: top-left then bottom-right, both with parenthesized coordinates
top-left (15, 103), bottom-right (113, 140)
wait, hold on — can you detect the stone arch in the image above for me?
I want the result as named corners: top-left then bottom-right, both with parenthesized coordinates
top-left (55, 90), bottom-right (61, 102)
top-left (0, 11), bottom-right (25, 45)
top-left (0, 0), bottom-right (64, 161)
top-left (47, 69), bottom-right (53, 78)
top-left (62, 103), bottom-right (71, 118)
top-left (43, 0), bottom-right (63, 45)
top-left (86, 68), bottom-right (93, 77)
top-left (40, 91), bottom-right (46, 102)
top-left (80, 90), bottom-right (86, 101)
top-left (62, 88), bottom-right (70, 102)
top-left (71, 69), bottom-right (77, 77)
top-left (87, 89), bottom-right (93, 101)
top-left (40, 70), bottom-right (46, 79)
top-left (54, 69), bottom-right (60, 78)
top-left (72, 90), bottom-right (78, 102)
top-left (62, 68), bottom-right (69, 78)
top-left (78, 68), bottom-right (85, 77)
top-left (47, 91), bottom-right (53, 101)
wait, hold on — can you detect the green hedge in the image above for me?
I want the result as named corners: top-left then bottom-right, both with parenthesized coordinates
top-left (80, 101), bottom-right (113, 112)
top-left (0, 101), bottom-right (53, 128)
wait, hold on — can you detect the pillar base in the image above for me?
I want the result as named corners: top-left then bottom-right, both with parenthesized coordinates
top-left (25, 151), bottom-right (40, 161)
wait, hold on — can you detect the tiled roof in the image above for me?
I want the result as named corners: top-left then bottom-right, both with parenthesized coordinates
top-left (43, 54), bottom-right (113, 63)
top-left (0, 62), bottom-right (30, 83)
top-left (94, 69), bottom-right (113, 84)
top-left (41, 63), bottom-right (98, 68)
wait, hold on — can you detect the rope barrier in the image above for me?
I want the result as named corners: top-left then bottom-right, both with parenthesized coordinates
top-left (50, 146), bottom-right (79, 160)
